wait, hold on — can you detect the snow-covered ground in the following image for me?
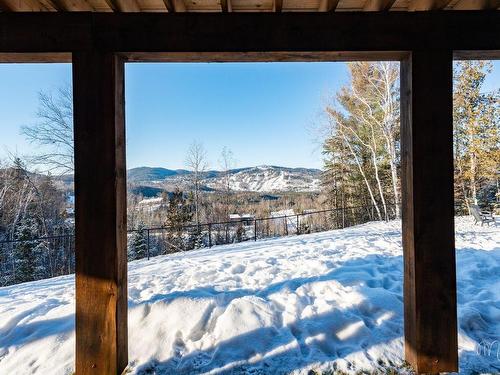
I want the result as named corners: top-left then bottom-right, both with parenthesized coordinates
top-left (0, 217), bottom-right (498, 374)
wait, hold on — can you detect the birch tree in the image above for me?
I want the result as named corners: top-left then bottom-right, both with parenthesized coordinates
top-left (322, 62), bottom-right (400, 220)
top-left (185, 141), bottom-right (208, 226)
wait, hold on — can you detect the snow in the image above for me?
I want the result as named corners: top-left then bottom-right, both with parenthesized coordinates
top-left (205, 166), bottom-right (321, 193)
top-left (0, 217), bottom-right (498, 374)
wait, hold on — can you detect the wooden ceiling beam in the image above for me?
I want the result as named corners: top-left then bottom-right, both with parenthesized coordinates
top-left (105, 0), bottom-right (140, 12)
top-left (318, 0), bottom-right (340, 11)
top-left (163, 0), bottom-right (174, 11)
top-left (364, 0), bottom-right (397, 10)
top-left (409, 0), bottom-right (453, 10)
top-left (162, 0), bottom-right (186, 12)
top-left (274, 0), bottom-right (282, 12)
top-left (1, 12), bottom-right (499, 54)
top-left (220, 0), bottom-right (232, 12)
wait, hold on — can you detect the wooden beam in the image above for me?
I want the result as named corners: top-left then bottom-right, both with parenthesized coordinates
top-left (220, 0), bottom-right (231, 12)
top-left (73, 50), bottom-right (128, 375)
top-left (318, 0), bottom-right (340, 11)
top-left (0, 52), bottom-right (71, 62)
top-left (274, 0), bottom-right (282, 12)
top-left (162, 0), bottom-right (186, 12)
top-left (105, 0), bottom-right (141, 12)
top-left (363, 0), bottom-right (397, 10)
top-left (408, 0), bottom-right (453, 10)
top-left (163, 0), bottom-right (174, 11)
top-left (123, 50), bottom-right (407, 62)
top-left (400, 49), bottom-right (458, 374)
top-left (0, 12), bottom-right (499, 53)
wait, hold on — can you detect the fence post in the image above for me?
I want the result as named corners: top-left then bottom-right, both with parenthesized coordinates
top-left (254, 219), bottom-right (257, 241)
top-left (208, 224), bottom-right (212, 248)
top-left (284, 215), bottom-right (288, 235)
top-left (146, 229), bottom-right (150, 260)
top-left (296, 214), bottom-right (300, 235)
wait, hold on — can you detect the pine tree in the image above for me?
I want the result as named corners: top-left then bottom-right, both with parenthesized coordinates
top-left (13, 218), bottom-right (44, 283)
top-left (164, 189), bottom-right (193, 253)
top-left (128, 222), bottom-right (148, 260)
top-left (453, 60), bottom-right (500, 210)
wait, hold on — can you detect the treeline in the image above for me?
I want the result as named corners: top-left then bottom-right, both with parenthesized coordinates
top-left (321, 61), bottom-right (499, 217)
top-left (0, 158), bottom-right (71, 285)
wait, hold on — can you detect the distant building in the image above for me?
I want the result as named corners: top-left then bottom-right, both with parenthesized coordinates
top-left (229, 213), bottom-right (255, 226)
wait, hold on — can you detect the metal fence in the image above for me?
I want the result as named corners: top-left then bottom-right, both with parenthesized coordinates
top-left (0, 204), bottom-right (397, 286)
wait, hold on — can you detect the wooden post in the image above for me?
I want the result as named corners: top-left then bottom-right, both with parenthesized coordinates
top-left (400, 50), bottom-right (458, 374)
top-left (73, 51), bottom-right (128, 375)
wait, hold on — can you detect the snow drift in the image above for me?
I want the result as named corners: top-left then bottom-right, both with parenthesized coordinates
top-left (0, 217), bottom-right (498, 374)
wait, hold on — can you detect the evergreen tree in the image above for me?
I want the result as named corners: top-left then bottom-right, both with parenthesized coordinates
top-left (164, 189), bottom-right (193, 253)
top-left (453, 60), bottom-right (500, 209)
top-left (13, 218), bottom-right (44, 283)
top-left (128, 222), bottom-right (148, 260)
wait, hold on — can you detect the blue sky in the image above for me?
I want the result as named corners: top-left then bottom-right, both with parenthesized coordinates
top-left (0, 61), bottom-right (499, 170)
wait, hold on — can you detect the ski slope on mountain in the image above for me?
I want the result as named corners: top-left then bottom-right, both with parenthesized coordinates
top-left (0, 217), bottom-right (498, 374)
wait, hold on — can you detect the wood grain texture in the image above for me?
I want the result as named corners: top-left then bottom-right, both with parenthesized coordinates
top-left (73, 51), bottom-right (128, 375)
top-left (105, 0), bottom-right (141, 12)
top-left (408, 0), bottom-right (452, 10)
top-left (318, 0), bottom-right (341, 11)
top-left (400, 49), bottom-right (458, 374)
top-left (363, 0), bottom-right (397, 10)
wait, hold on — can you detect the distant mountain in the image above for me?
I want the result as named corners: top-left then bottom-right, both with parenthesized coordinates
top-left (128, 165), bottom-right (321, 193)
top-left (127, 167), bottom-right (190, 182)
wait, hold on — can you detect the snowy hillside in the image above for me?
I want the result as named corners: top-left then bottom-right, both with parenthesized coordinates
top-left (0, 217), bottom-right (498, 374)
top-left (204, 166), bottom-right (321, 192)
top-left (128, 165), bottom-right (322, 193)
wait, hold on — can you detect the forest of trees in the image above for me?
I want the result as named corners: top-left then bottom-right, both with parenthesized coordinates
top-left (0, 158), bottom-right (71, 285)
top-left (321, 61), bottom-right (499, 221)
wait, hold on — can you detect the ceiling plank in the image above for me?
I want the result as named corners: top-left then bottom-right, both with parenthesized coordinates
top-left (363, 0), bottom-right (397, 10)
top-left (452, 0), bottom-right (500, 9)
top-left (274, 0), bottom-right (282, 12)
top-left (318, 0), bottom-right (340, 11)
top-left (408, 0), bottom-right (453, 10)
top-left (55, 0), bottom-right (93, 11)
top-left (0, 0), bottom-right (48, 11)
top-left (105, 0), bottom-right (140, 11)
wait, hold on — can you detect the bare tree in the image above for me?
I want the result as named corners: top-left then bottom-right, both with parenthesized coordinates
top-left (218, 146), bottom-right (235, 214)
top-left (185, 141), bottom-right (208, 226)
top-left (21, 86), bottom-right (74, 175)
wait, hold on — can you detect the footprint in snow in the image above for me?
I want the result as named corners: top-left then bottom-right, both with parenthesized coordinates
top-left (231, 264), bottom-right (246, 274)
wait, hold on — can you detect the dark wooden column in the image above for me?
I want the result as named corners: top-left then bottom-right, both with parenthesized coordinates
top-left (400, 50), bottom-right (458, 373)
top-left (73, 51), bottom-right (128, 375)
